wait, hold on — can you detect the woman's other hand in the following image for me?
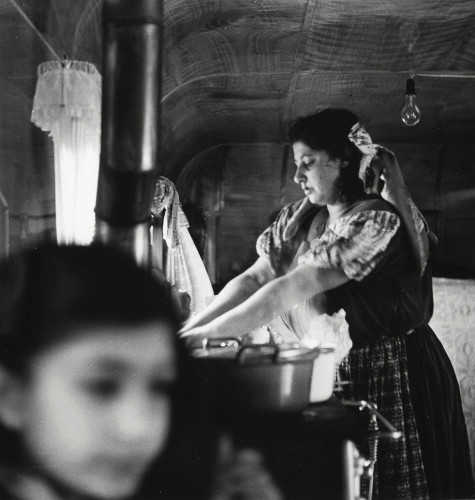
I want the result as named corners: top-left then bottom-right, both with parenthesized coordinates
top-left (170, 285), bottom-right (191, 322)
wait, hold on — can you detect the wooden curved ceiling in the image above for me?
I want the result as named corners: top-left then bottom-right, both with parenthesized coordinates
top-left (161, 0), bottom-right (475, 178)
top-left (1, 0), bottom-right (475, 180)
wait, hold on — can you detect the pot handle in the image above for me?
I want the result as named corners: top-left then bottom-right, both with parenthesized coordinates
top-left (203, 337), bottom-right (242, 350)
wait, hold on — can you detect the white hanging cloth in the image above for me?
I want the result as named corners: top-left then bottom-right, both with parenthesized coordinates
top-left (31, 60), bottom-right (101, 245)
top-left (152, 177), bottom-right (214, 315)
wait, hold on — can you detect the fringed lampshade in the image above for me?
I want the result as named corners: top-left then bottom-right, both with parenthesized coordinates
top-left (31, 60), bottom-right (101, 245)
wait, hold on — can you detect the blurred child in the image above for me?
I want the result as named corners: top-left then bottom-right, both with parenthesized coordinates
top-left (0, 243), bottom-right (284, 500)
top-left (0, 243), bottom-right (219, 500)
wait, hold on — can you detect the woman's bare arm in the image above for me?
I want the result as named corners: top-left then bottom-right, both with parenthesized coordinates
top-left (180, 264), bottom-right (349, 343)
top-left (179, 257), bottom-right (276, 333)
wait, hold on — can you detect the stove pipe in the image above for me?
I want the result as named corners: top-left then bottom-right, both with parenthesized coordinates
top-left (94, 0), bottom-right (162, 267)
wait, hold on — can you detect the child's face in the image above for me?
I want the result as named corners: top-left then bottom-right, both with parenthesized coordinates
top-left (18, 322), bottom-right (177, 499)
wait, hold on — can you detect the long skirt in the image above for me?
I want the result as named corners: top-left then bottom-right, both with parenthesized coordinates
top-left (339, 325), bottom-right (474, 500)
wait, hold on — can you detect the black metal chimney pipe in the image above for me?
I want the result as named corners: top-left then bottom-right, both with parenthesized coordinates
top-left (94, 0), bottom-right (162, 266)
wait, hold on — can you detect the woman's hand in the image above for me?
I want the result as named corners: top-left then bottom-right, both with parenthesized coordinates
top-left (376, 147), bottom-right (406, 191)
top-left (179, 324), bottom-right (216, 348)
top-left (368, 147), bottom-right (413, 200)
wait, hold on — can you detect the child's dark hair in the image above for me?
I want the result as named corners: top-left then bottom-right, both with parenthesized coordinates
top-left (0, 243), bottom-right (219, 499)
top-left (288, 108), bottom-right (365, 203)
top-left (0, 243), bottom-right (181, 374)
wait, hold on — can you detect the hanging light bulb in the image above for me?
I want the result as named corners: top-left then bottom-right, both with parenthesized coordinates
top-left (401, 77), bottom-right (421, 126)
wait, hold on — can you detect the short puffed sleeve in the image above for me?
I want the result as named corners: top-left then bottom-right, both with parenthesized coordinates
top-left (256, 202), bottom-right (304, 275)
top-left (258, 201), bottom-right (306, 256)
top-left (298, 210), bottom-right (400, 281)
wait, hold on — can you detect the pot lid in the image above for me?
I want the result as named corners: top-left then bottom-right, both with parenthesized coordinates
top-left (189, 338), bottom-right (334, 364)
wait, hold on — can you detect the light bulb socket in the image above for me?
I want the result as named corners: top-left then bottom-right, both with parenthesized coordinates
top-left (405, 78), bottom-right (416, 95)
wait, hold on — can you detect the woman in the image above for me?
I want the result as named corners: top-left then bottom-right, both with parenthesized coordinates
top-left (181, 108), bottom-right (474, 499)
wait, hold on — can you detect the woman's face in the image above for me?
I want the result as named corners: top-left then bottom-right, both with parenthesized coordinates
top-left (292, 140), bottom-right (345, 206)
top-left (15, 322), bottom-right (177, 499)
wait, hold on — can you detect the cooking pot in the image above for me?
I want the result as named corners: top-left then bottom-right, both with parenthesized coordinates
top-left (188, 338), bottom-right (336, 415)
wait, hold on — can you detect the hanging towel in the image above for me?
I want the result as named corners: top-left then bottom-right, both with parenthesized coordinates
top-left (152, 177), bottom-right (214, 315)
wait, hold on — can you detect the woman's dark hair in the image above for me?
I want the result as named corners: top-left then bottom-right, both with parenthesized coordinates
top-left (288, 108), bottom-right (365, 203)
top-left (0, 243), bottom-right (181, 373)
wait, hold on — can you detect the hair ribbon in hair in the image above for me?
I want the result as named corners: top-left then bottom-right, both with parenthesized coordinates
top-left (347, 122), bottom-right (380, 183)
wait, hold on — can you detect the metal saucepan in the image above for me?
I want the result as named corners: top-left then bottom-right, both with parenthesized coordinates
top-left (188, 338), bottom-right (336, 415)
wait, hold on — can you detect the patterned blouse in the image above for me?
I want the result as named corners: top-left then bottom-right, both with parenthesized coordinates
top-left (255, 195), bottom-right (431, 345)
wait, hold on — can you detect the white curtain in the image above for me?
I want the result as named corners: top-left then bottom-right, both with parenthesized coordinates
top-left (31, 60), bottom-right (101, 245)
top-left (429, 278), bottom-right (475, 478)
